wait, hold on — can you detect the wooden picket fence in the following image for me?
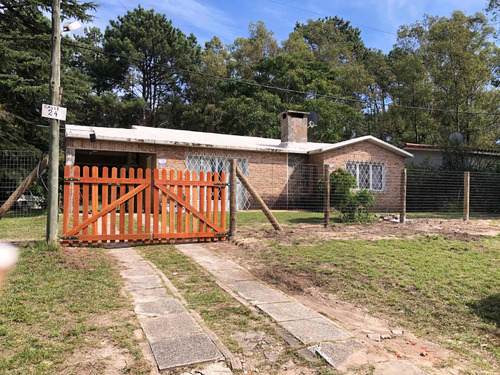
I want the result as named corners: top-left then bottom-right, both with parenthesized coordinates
top-left (61, 166), bottom-right (227, 246)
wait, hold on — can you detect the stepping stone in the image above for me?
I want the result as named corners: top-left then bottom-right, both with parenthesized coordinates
top-left (227, 280), bottom-right (292, 304)
top-left (280, 317), bottom-right (351, 344)
top-left (129, 288), bottom-right (174, 303)
top-left (257, 302), bottom-right (323, 322)
top-left (150, 333), bottom-right (223, 370)
top-left (308, 340), bottom-right (364, 369)
top-left (121, 267), bottom-right (156, 278)
top-left (210, 268), bottom-right (254, 283)
top-left (141, 314), bottom-right (202, 341)
top-left (135, 299), bottom-right (186, 317)
top-left (373, 360), bottom-right (428, 375)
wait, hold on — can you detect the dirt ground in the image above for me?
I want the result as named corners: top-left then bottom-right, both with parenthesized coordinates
top-left (205, 218), bottom-right (500, 375)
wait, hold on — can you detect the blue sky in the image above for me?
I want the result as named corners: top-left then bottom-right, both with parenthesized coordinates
top-left (81, 0), bottom-right (490, 52)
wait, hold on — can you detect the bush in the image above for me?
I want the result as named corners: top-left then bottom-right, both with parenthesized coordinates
top-left (320, 168), bottom-right (376, 223)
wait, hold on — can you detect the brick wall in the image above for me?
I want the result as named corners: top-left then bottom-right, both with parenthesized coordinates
top-left (66, 138), bottom-right (403, 211)
top-left (309, 141), bottom-right (404, 212)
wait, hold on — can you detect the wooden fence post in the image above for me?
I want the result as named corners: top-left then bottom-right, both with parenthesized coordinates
top-left (235, 166), bottom-right (283, 231)
top-left (463, 171), bottom-right (470, 221)
top-left (229, 159), bottom-right (237, 237)
top-left (324, 165), bottom-right (330, 228)
top-left (400, 168), bottom-right (407, 223)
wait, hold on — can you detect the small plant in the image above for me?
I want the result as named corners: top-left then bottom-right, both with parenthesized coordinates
top-left (320, 168), bottom-right (375, 223)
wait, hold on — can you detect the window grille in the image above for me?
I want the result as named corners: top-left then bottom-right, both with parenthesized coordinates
top-left (345, 161), bottom-right (386, 191)
top-left (186, 153), bottom-right (250, 210)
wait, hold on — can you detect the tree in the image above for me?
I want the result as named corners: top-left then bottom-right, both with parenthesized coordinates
top-left (395, 11), bottom-right (499, 147)
top-left (230, 21), bottom-right (280, 79)
top-left (102, 7), bottom-right (201, 127)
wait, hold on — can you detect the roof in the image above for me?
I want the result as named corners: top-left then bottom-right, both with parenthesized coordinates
top-left (65, 125), bottom-right (413, 158)
top-left (403, 143), bottom-right (500, 156)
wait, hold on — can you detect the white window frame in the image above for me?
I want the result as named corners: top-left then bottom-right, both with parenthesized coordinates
top-left (345, 161), bottom-right (386, 192)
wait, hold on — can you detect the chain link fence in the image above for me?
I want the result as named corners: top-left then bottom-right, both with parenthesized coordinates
top-left (0, 150), bottom-right (47, 217)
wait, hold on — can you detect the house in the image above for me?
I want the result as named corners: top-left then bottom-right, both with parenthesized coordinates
top-left (65, 111), bottom-right (413, 211)
top-left (402, 143), bottom-right (500, 168)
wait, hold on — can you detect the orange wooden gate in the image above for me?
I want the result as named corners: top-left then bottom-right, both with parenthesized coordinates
top-left (61, 166), bottom-right (227, 246)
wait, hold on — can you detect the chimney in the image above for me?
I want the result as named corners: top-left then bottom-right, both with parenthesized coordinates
top-left (280, 110), bottom-right (309, 147)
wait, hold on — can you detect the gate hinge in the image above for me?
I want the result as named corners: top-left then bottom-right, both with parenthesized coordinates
top-left (214, 183), bottom-right (229, 186)
top-left (60, 236), bottom-right (79, 240)
top-left (63, 178), bottom-right (80, 182)
top-left (214, 232), bottom-right (230, 237)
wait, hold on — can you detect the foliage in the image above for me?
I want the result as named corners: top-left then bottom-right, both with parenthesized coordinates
top-left (320, 168), bottom-right (375, 223)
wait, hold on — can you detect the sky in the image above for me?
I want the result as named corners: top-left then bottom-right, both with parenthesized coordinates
top-left (78, 0), bottom-right (490, 53)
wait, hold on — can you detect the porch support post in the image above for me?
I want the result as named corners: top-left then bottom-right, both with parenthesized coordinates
top-left (400, 168), bottom-right (407, 223)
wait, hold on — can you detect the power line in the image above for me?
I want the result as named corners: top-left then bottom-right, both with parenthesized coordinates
top-left (266, 0), bottom-right (398, 36)
top-left (1, 36), bottom-right (499, 117)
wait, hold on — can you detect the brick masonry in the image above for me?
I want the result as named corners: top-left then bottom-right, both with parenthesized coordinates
top-left (65, 138), bottom-right (404, 211)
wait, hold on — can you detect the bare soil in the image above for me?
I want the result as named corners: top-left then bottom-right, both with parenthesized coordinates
top-left (205, 218), bottom-right (500, 374)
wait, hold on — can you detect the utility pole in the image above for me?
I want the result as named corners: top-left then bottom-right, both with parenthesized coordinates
top-left (46, 0), bottom-right (61, 244)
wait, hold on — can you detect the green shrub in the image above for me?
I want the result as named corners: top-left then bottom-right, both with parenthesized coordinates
top-left (320, 168), bottom-right (375, 223)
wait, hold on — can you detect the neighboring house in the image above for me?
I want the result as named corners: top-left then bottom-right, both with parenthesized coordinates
top-left (402, 143), bottom-right (500, 168)
top-left (65, 110), bottom-right (412, 211)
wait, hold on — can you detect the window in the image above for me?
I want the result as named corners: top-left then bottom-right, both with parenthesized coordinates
top-left (186, 154), bottom-right (250, 210)
top-left (345, 161), bottom-right (385, 191)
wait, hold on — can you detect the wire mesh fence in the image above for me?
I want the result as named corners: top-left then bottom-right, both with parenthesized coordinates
top-left (407, 169), bottom-right (500, 218)
top-left (0, 150), bottom-right (47, 217)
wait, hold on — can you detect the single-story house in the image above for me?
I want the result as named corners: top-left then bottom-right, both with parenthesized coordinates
top-left (65, 110), bottom-right (413, 211)
top-left (402, 143), bottom-right (500, 168)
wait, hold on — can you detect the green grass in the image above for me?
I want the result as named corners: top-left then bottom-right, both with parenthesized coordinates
top-left (252, 235), bottom-right (500, 373)
top-left (0, 241), bottom-right (150, 374)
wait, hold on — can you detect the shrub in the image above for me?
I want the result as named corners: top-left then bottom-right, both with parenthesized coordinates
top-left (320, 168), bottom-right (376, 223)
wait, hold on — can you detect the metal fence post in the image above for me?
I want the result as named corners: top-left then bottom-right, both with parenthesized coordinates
top-left (324, 164), bottom-right (330, 228)
top-left (400, 168), bottom-right (407, 223)
top-left (463, 171), bottom-right (470, 221)
top-left (229, 159), bottom-right (237, 236)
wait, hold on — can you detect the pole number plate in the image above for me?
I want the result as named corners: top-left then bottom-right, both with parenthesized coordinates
top-left (42, 104), bottom-right (67, 121)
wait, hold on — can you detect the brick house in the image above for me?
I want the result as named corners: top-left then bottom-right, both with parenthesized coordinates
top-left (65, 111), bottom-right (412, 211)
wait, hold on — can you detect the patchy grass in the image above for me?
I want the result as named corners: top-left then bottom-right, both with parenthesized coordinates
top-left (0, 241), bottom-right (150, 374)
top-left (252, 235), bottom-right (500, 373)
top-left (0, 212), bottom-right (50, 240)
top-left (141, 244), bottom-right (335, 373)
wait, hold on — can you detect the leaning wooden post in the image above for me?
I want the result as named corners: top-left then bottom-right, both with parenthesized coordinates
top-left (0, 156), bottom-right (49, 220)
top-left (324, 165), bottom-right (330, 228)
top-left (463, 171), bottom-right (470, 221)
top-left (400, 168), bottom-right (407, 223)
top-left (235, 166), bottom-right (283, 231)
top-left (229, 159), bottom-right (237, 237)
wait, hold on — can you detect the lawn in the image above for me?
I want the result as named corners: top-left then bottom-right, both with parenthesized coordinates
top-left (0, 238), bottom-right (150, 373)
top-left (244, 234), bottom-right (500, 373)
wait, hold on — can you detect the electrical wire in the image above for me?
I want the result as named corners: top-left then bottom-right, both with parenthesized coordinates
top-left (1, 35), bottom-right (499, 117)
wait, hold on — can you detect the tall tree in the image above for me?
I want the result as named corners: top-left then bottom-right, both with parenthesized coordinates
top-left (102, 7), bottom-right (201, 127)
top-left (396, 11), bottom-right (499, 147)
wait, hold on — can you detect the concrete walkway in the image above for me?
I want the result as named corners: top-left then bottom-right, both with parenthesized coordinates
top-left (176, 244), bottom-right (429, 375)
top-left (109, 247), bottom-right (229, 373)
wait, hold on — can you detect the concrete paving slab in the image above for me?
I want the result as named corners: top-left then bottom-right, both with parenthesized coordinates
top-left (121, 267), bottom-right (157, 278)
top-left (129, 288), bottom-right (174, 303)
top-left (125, 281), bottom-right (164, 291)
top-left (257, 302), bottom-right (323, 322)
top-left (198, 259), bottom-right (240, 271)
top-left (210, 267), bottom-right (255, 283)
top-left (135, 299), bottom-right (186, 317)
top-left (120, 260), bottom-right (151, 268)
top-left (309, 340), bottom-right (364, 369)
top-left (140, 314), bottom-right (202, 341)
top-left (373, 360), bottom-right (428, 375)
top-left (227, 280), bottom-right (292, 304)
top-left (280, 317), bottom-right (351, 344)
top-left (125, 275), bottom-right (163, 286)
top-left (150, 333), bottom-right (223, 370)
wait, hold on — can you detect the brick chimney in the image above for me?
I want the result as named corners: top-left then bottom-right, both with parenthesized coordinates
top-left (280, 110), bottom-right (309, 147)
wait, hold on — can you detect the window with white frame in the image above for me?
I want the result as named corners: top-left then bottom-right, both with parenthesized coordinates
top-left (345, 161), bottom-right (386, 191)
